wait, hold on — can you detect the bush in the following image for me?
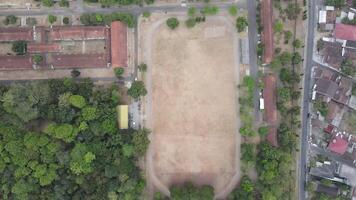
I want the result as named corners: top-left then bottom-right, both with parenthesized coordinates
top-left (42, 0), bottom-right (54, 7)
top-left (201, 6), bottom-right (219, 15)
top-left (114, 68), bottom-right (124, 77)
top-left (236, 17), bottom-right (248, 32)
top-left (127, 81), bottom-right (147, 99)
top-left (143, 11), bottom-right (151, 18)
top-left (166, 17), bottom-right (179, 30)
top-left (63, 17), bottom-right (70, 25)
top-left (12, 41), bottom-right (27, 55)
top-left (32, 54), bottom-right (43, 64)
top-left (138, 63), bottom-right (147, 72)
top-left (228, 6), bottom-right (238, 16)
top-left (3, 15), bottom-right (17, 25)
top-left (80, 12), bottom-right (136, 28)
top-left (185, 18), bottom-right (196, 28)
top-left (59, 0), bottom-right (69, 7)
top-left (258, 126), bottom-right (269, 137)
top-left (69, 95), bottom-right (86, 109)
top-left (26, 17), bottom-right (37, 26)
top-left (188, 7), bottom-right (196, 17)
top-left (48, 15), bottom-right (57, 24)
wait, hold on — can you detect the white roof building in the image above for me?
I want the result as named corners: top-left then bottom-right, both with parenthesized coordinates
top-left (319, 10), bottom-right (327, 24)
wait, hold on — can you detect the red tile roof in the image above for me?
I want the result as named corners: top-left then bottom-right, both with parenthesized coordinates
top-left (0, 55), bottom-right (33, 70)
top-left (324, 124), bottom-right (335, 134)
top-left (27, 43), bottom-right (61, 53)
top-left (110, 21), bottom-right (127, 68)
top-left (266, 126), bottom-right (278, 147)
top-left (50, 54), bottom-right (108, 68)
top-left (0, 27), bottom-right (33, 41)
top-left (49, 26), bottom-right (107, 41)
top-left (263, 74), bottom-right (277, 124)
top-left (328, 136), bottom-right (349, 155)
top-left (262, 0), bottom-right (274, 64)
top-left (335, 23), bottom-right (356, 41)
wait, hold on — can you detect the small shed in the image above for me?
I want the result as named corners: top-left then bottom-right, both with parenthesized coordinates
top-left (117, 105), bottom-right (128, 129)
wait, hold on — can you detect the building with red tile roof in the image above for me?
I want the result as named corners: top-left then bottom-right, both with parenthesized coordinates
top-left (49, 26), bottom-right (107, 41)
top-left (0, 27), bottom-right (33, 41)
top-left (335, 23), bottom-right (356, 41)
top-left (110, 21), bottom-right (127, 68)
top-left (0, 55), bottom-right (33, 70)
top-left (261, 0), bottom-right (274, 64)
top-left (263, 74), bottom-right (278, 146)
top-left (27, 43), bottom-right (61, 53)
top-left (50, 54), bottom-right (108, 69)
top-left (328, 135), bottom-right (349, 155)
top-left (266, 126), bottom-right (278, 147)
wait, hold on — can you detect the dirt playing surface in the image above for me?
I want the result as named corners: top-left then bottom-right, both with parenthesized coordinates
top-left (142, 15), bottom-right (240, 198)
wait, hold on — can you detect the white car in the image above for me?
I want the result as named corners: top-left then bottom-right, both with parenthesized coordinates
top-left (181, 0), bottom-right (187, 7)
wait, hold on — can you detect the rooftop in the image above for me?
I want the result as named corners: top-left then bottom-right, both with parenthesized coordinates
top-left (335, 23), bottom-right (356, 41)
top-left (328, 135), bottom-right (349, 155)
top-left (261, 0), bottom-right (273, 64)
top-left (263, 74), bottom-right (277, 125)
top-left (110, 21), bottom-right (128, 68)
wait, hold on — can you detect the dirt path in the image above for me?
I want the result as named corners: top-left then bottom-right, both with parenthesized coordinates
top-left (141, 14), bottom-right (242, 199)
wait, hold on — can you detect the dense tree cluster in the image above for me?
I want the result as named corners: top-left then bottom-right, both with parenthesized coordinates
top-left (0, 79), bottom-right (149, 199)
top-left (80, 12), bottom-right (136, 28)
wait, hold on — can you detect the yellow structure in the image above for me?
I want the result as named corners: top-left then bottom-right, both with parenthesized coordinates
top-left (117, 105), bottom-right (128, 129)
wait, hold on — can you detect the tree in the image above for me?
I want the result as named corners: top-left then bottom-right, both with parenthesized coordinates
top-left (166, 17), bottom-right (179, 30)
top-left (292, 52), bottom-right (302, 64)
top-left (170, 182), bottom-right (214, 200)
top-left (239, 126), bottom-right (256, 137)
top-left (32, 54), bottom-right (43, 64)
top-left (12, 41), bottom-right (27, 55)
top-left (325, 0), bottom-right (345, 7)
top-left (258, 126), bottom-right (269, 137)
top-left (185, 18), bottom-right (196, 28)
top-left (228, 6), bottom-right (238, 16)
top-left (274, 20), bottom-right (283, 33)
top-left (285, 3), bottom-right (301, 20)
top-left (293, 39), bottom-right (302, 48)
top-left (278, 87), bottom-right (291, 102)
top-left (81, 106), bottom-right (98, 121)
top-left (241, 143), bottom-right (255, 164)
top-left (279, 51), bottom-right (292, 65)
top-left (188, 7), bottom-right (196, 17)
top-left (132, 129), bottom-right (150, 157)
top-left (284, 31), bottom-right (293, 44)
top-left (138, 63), bottom-right (147, 72)
top-left (314, 100), bottom-right (328, 116)
top-left (69, 144), bottom-right (96, 175)
top-left (236, 17), bottom-right (248, 32)
top-left (3, 15), bottom-right (18, 25)
top-left (143, 11), bottom-right (151, 18)
top-left (114, 67), bottom-right (125, 77)
top-left (341, 59), bottom-right (355, 76)
top-left (317, 39), bottom-right (324, 51)
top-left (69, 95), bottom-right (86, 108)
top-left (229, 176), bottom-right (255, 200)
top-left (59, 0), bottom-right (69, 7)
top-left (63, 17), bottom-right (70, 25)
top-left (48, 15), bottom-right (57, 24)
top-left (42, 0), bottom-right (54, 7)
top-left (127, 81), bottom-right (147, 99)
top-left (270, 58), bottom-right (282, 70)
top-left (71, 69), bottom-right (81, 77)
top-left (201, 6), bottom-right (219, 15)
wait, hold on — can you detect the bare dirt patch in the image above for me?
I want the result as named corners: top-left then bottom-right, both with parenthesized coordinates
top-left (142, 15), bottom-right (240, 197)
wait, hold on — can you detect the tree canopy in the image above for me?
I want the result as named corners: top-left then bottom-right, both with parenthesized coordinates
top-left (0, 79), bottom-right (149, 199)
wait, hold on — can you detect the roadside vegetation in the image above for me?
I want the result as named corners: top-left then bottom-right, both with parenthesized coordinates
top-left (0, 79), bottom-right (149, 199)
top-left (80, 12), bottom-right (136, 28)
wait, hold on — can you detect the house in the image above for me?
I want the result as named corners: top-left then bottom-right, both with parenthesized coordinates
top-left (314, 76), bottom-right (352, 105)
top-left (339, 164), bottom-right (356, 186)
top-left (110, 21), bottom-right (128, 68)
top-left (335, 23), bottom-right (356, 42)
top-left (326, 101), bottom-right (344, 127)
top-left (263, 74), bottom-right (278, 146)
top-left (319, 6), bottom-right (336, 31)
top-left (261, 0), bottom-right (273, 64)
top-left (319, 42), bottom-right (343, 69)
top-left (328, 135), bottom-right (349, 155)
top-left (316, 184), bottom-right (340, 197)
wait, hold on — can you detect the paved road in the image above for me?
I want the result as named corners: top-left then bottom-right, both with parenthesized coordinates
top-left (0, 1), bottom-right (246, 17)
top-left (299, 0), bottom-right (317, 199)
top-left (246, 0), bottom-right (259, 121)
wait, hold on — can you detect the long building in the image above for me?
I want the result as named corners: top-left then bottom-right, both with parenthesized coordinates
top-left (0, 22), bottom-right (128, 70)
top-left (261, 0), bottom-right (274, 64)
